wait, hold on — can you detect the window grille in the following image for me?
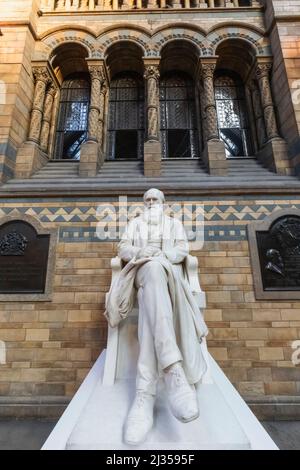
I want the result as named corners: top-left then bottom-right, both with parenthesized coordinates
top-left (215, 73), bottom-right (253, 157)
top-left (107, 73), bottom-right (145, 160)
top-left (54, 75), bottom-right (90, 160)
top-left (160, 73), bottom-right (199, 159)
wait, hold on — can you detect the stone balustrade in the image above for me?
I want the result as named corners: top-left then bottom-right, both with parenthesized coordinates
top-left (41, 0), bottom-right (260, 12)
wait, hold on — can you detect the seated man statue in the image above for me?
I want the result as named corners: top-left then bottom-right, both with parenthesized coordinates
top-left (105, 188), bottom-right (209, 446)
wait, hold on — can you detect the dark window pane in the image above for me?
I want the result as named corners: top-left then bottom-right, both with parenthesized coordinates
top-left (107, 72), bottom-right (144, 160)
top-left (115, 130), bottom-right (138, 159)
top-left (160, 72), bottom-right (199, 159)
top-left (167, 130), bottom-right (191, 158)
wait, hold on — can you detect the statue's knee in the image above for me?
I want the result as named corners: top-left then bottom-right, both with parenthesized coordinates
top-left (146, 261), bottom-right (166, 279)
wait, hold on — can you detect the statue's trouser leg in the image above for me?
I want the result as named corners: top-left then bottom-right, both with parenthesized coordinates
top-left (135, 260), bottom-right (182, 395)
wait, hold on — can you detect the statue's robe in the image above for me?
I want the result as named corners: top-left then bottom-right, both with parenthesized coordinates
top-left (105, 214), bottom-right (209, 385)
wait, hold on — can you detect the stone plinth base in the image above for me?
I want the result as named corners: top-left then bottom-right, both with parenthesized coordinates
top-left (15, 141), bottom-right (48, 178)
top-left (79, 140), bottom-right (103, 177)
top-left (202, 139), bottom-right (228, 176)
top-left (144, 140), bottom-right (161, 177)
top-left (42, 352), bottom-right (278, 450)
top-left (257, 138), bottom-right (292, 176)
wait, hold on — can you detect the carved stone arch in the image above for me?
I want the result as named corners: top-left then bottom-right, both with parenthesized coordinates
top-left (152, 27), bottom-right (207, 57)
top-left (207, 26), bottom-right (269, 57)
top-left (42, 29), bottom-right (100, 62)
top-left (98, 29), bottom-right (150, 58)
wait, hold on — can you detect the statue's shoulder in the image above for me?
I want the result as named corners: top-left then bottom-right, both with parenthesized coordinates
top-left (165, 214), bottom-right (182, 226)
top-left (128, 214), bottom-right (143, 228)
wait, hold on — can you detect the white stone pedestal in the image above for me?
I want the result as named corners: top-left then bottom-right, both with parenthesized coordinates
top-left (42, 351), bottom-right (278, 450)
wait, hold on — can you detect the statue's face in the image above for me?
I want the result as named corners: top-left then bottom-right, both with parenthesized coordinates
top-left (144, 194), bottom-right (160, 209)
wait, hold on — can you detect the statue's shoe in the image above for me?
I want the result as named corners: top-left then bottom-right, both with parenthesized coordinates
top-left (164, 363), bottom-right (199, 423)
top-left (124, 391), bottom-right (155, 446)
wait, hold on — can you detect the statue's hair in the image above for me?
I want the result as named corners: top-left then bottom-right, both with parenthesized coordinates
top-left (143, 188), bottom-right (165, 204)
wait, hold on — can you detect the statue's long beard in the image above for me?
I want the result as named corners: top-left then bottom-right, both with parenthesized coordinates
top-left (143, 205), bottom-right (163, 226)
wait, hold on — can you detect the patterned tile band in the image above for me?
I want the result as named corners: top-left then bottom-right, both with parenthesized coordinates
top-left (0, 200), bottom-right (299, 242)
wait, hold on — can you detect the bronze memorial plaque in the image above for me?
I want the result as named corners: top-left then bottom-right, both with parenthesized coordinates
top-left (257, 216), bottom-right (300, 291)
top-left (248, 210), bottom-right (300, 300)
top-left (0, 220), bottom-right (50, 294)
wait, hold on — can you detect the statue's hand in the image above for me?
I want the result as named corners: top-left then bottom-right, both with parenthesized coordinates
top-left (137, 246), bottom-right (160, 259)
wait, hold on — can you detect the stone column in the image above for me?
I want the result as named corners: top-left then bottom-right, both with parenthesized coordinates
top-left (144, 65), bottom-right (160, 141)
top-left (143, 62), bottom-right (162, 177)
top-left (40, 83), bottom-right (57, 153)
top-left (15, 65), bottom-right (52, 178)
top-left (255, 63), bottom-right (279, 141)
top-left (87, 65), bottom-right (104, 142)
top-left (200, 59), bottom-right (227, 175)
top-left (97, 81), bottom-right (108, 166)
top-left (248, 79), bottom-right (266, 150)
top-left (148, 0), bottom-right (159, 7)
top-left (80, 62), bottom-right (106, 177)
top-left (28, 67), bottom-right (51, 144)
top-left (255, 61), bottom-right (290, 175)
top-left (201, 62), bottom-right (219, 141)
top-left (48, 88), bottom-right (61, 160)
top-left (245, 83), bottom-right (259, 154)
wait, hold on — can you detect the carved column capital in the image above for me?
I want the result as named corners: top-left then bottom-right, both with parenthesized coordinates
top-left (144, 65), bottom-right (160, 82)
top-left (32, 66), bottom-right (51, 85)
top-left (201, 62), bottom-right (216, 80)
top-left (88, 64), bottom-right (106, 83)
top-left (255, 62), bottom-right (272, 80)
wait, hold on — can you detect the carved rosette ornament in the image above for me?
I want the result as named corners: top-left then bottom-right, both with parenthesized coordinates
top-left (40, 83), bottom-right (57, 153)
top-left (87, 65), bottom-right (106, 142)
top-left (144, 65), bottom-right (160, 141)
top-left (255, 63), bottom-right (279, 141)
top-left (28, 67), bottom-right (51, 144)
top-left (201, 63), bottom-right (219, 141)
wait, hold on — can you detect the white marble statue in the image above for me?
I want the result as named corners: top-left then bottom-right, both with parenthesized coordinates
top-left (105, 188), bottom-right (209, 446)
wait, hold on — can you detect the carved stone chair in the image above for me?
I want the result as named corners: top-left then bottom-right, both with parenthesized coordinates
top-left (102, 254), bottom-right (212, 386)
